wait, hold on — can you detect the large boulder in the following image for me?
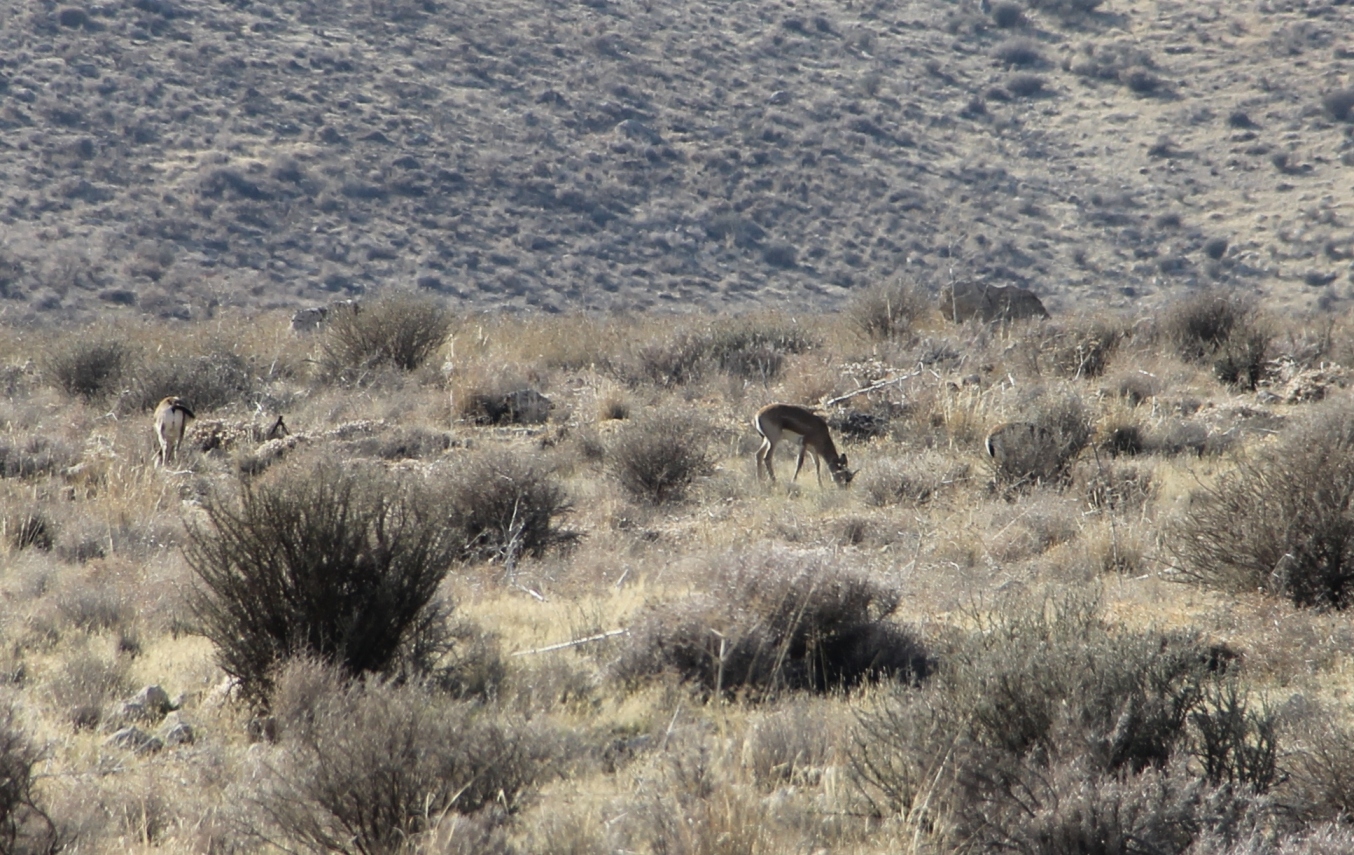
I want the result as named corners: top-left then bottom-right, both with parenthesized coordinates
top-left (940, 281), bottom-right (1050, 323)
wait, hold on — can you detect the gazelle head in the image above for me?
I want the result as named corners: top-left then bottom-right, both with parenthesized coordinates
top-left (829, 454), bottom-right (854, 487)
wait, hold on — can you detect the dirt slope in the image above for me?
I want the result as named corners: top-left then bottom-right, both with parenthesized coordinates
top-left (0, 0), bottom-right (1351, 322)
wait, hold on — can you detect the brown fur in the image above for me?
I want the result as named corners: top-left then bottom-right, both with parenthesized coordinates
top-left (754, 403), bottom-right (853, 487)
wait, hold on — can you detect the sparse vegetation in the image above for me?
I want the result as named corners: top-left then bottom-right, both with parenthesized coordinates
top-left (845, 277), bottom-right (931, 341)
top-left (185, 461), bottom-right (462, 705)
top-left (853, 596), bottom-right (1275, 853)
top-left (1169, 401), bottom-right (1354, 609)
top-left (6, 0), bottom-right (1354, 847)
top-left (319, 295), bottom-right (453, 378)
top-left (437, 450), bottom-right (575, 563)
top-left (43, 338), bottom-right (134, 400)
top-left (613, 550), bottom-right (929, 696)
top-left (256, 659), bottom-right (560, 853)
top-left (610, 410), bottom-right (714, 503)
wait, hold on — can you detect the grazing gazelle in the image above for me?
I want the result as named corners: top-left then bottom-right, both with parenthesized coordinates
top-left (154, 396), bottom-right (196, 466)
top-left (754, 403), bottom-right (853, 487)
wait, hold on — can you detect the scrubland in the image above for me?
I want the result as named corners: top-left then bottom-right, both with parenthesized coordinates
top-left (1, 290), bottom-right (1354, 853)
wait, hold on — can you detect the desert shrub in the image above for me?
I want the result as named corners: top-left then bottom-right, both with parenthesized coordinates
top-left (845, 278), bottom-right (931, 341)
top-left (1214, 324), bottom-right (1272, 391)
top-left (319, 294), bottom-right (452, 378)
top-left (986, 393), bottom-right (1093, 488)
top-left (43, 338), bottom-right (135, 400)
top-left (634, 335), bottom-right (707, 387)
top-left (610, 412), bottom-right (713, 504)
top-left (256, 659), bottom-right (559, 855)
top-left (612, 548), bottom-right (930, 697)
top-left (0, 705), bottom-right (59, 854)
top-left (124, 349), bottom-right (257, 414)
top-left (1026, 0), bottom-right (1104, 15)
top-left (852, 596), bottom-right (1273, 853)
top-left (185, 461), bottom-right (461, 705)
top-left (1027, 317), bottom-right (1125, 379)
top-left (436, 451), bottom-right (574, 563)
top-left (0, 437), bottom-right (77, 481)
top-left (1101, 420), bottom-right (1146, 456)
top-left (3, 512), bottom-right (53, 552)
top-left (1079, 458), bottom-right (1153, 513)
top-left (1005, 72), bottom-right (1045, 97)
top-left (1285, 712), bottom-right (1354, 826)
top-left (1167, 402), bottom-right (1354, 609)
top-left (994, 38), bottom-right (1043, 67)
top-left (459, 388), bottom-right (553, 426)
top-left (1068, 41), bottom-right (1155, 83)
top-left (55, 586), bottom-right (130, 633)
top-left (861, 451), bottom-right (966, 508)
top-left (990, 2), bottom-right (1024, 27)
top-left (1158, 290), bottom-right (1272, 389)
top-left (1322, 89), bottom-right (1354, 123)
top-left (632, 320), bottom-right (816, 385)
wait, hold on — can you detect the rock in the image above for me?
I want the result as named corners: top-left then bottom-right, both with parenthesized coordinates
top-left (132, 685), bottom-right (174, 716)
top-left (939, 280), bottom-right (1050, 323)
top-left (162, 713), bottom-right (194, 747)
top-left (107, 726), bottom-right (163, 755)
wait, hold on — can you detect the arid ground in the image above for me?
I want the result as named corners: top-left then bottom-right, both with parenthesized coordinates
top-left (3, 1), bottom-right (1354, 854)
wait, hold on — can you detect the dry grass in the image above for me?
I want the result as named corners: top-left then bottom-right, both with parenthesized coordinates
top-left (0, 300), bottom-right (1353, 852)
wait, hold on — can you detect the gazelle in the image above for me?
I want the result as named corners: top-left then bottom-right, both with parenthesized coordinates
top-left (754, 403), bottom-right (853, 487)
top-left (154, 396), bottom-right (196, 466)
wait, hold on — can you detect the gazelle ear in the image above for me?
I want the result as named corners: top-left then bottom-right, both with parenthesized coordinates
top-left (839, 454), bottom-right (848, 467)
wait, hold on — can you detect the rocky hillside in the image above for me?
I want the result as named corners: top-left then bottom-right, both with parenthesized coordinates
top-left (0, 0), bottom-right (1351, 322)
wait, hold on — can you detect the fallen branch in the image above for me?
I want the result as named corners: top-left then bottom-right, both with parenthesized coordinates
top-left (825, 365), bottom-right (925, 408)
top-left (511, 628), bottom-right (629, 656)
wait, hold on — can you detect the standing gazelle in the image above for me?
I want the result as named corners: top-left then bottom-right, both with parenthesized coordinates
top-left (154, 396), bottom-right (196, 466)
top-left (754, 403), bottom-right (853, 487)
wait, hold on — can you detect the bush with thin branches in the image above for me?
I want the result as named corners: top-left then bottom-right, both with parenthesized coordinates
top-left (124, 349), bottom-right (258, 414)
top-left (319, 294), bottom-right (452, 379)
top-left (845, 278), bottom-right (931, 342)
top-left (852, 595), bottom-right (1277, 853)
top-left (610, 411), bottom-right (713, 504)
top-left (612, 548), bottom-right (930, 697)
top-left (0, 704), bottom-right (59, 854)
top-left (185, 461), bottom-right (461, 706)
top-left (43, 338), bottom-right (135, 400)
top-left (255, 659), bottom-right (560, 854)
top-left (437, 451), bottom-right (575, 564)
top-left (1167, 402), bottom-right (1354, 609)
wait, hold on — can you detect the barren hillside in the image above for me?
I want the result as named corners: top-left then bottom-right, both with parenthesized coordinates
top-left (1, 0), bottom-right (1352, 322)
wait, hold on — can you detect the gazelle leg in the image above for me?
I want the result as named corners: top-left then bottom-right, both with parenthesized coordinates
top-left (793, 440), bottom-right (808, 482)
top-left (757, 437), bottom-right (776, 482)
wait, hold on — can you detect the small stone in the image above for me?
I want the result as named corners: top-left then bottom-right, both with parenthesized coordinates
top-left (107, 726), bottom-right (163, 755)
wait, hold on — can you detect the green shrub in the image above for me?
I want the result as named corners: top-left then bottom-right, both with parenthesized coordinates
top-left (612, 549), bottom-right (930, 697)
top-left (1167, 402), bottom-right (1354, 609)
top-left (611, 412), bottom-right (713, 504)
top-left (320, 294), bottom-right (452, 378)
top-left (44, 338), bottom-right (134, 400)
top-left (185, 461), bottom-right (460, 705)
